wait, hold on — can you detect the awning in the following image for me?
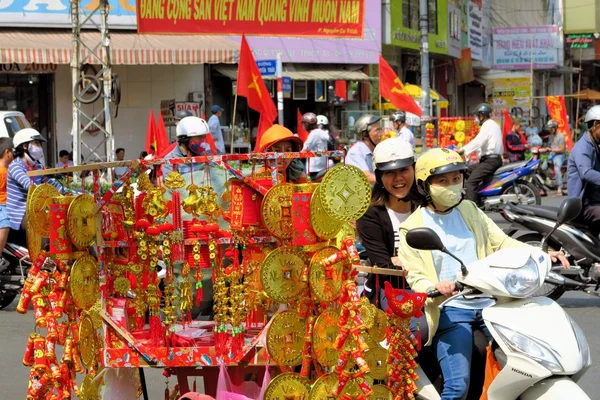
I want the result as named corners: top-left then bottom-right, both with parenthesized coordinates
top-left (473, 76), bottom-right (493, 95)
top-left (573, 88), bottom-right (600, 100)
top-left (403, 84), bottom-right (449, 109)
top-left (0, 29), bottom-right (238, 65)
top-left (214, 65), bottom-right (374, 81)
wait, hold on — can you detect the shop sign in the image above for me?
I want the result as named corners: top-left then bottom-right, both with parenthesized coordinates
top-left (256, 60), bottom-right (276, 76)
top-left (175, 102), bottom-right (201, 117)
top-left (137, 0), bottom-right (366, 39)
top-left (492, 25), bottom-right (560, 70)
top-left (160, 99), bottom-right (175, 126)
top-left (390, 0), bottom-right (449, 55)
top-left (489, 77), bottom-right (531, 109)
top-left (566, 34), bottom-right (594, 49)
top-left (0, 0), bottom-right (136, 29)
top-left (0, 63), bottom-right (58, 73)
top-left (282, 76), bottom-right (292, 99)
top-left (468, 0), bottom-right (483, 60)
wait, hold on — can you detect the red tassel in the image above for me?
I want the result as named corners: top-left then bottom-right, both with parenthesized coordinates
top-left (150, 314), bottom-right (163, 346)
top-left (193, 379), bottom-right (197, 392)
top-left (164, 387), bottom-right (169, 400)
top-left (195, 282), bottom-right (203, 308)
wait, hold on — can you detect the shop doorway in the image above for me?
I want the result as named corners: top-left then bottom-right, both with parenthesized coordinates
top-left (0, 73), bottom-right (55, 166)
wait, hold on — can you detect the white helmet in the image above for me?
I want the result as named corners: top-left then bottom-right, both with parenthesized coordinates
top-left (316, 115), bottom-right (329, 126)
top-left (13, 128), bottom-right (47, 148)
top-left (176, 116), bottom-right (210, 138)
top-left (372, 137), bottom-right (415, 171)
top-left (585, 105), bottom-right (600, 124)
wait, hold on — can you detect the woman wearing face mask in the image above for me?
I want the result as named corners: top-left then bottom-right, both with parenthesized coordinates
top-left (8, 128), bottom-right (63, 244)
top-left (397, 148), bottom-right (569, 400)
top-left (257, 124), bottom-right (308, 183)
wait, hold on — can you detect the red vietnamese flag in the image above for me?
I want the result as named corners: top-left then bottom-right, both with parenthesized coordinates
top-left (297, 108), bottom-right (309, 142)
top-left (502, 109), bottom-right (513, 153)
top-left (236, 35), bottom-right (277, 150)
top-left (379, 55), bottom-right (422, 117)
top-left (145, 110), bottom-right (159, 154)
top-left (155, 111), bottom-right (170, 155)
top-left (335, 80), bottom-right (347, 99)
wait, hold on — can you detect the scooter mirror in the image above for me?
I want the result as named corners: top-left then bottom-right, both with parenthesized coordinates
top-left (557, 198), bottom-right (582, 226)
top-left (406, 228), bottom-right (445, 251)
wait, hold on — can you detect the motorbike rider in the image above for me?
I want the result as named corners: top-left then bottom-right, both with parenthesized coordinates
top-left (504, 121), bottom-right (529, 162)
top-left (301, 112), bottom-right (318, 133)
top-left (457, 103), bottom-right (503, 204)
top-left (161, 116), bottom-right (216, 176)
top-left (258, 124), bottom-right (308, 183)
top-left (346, 114), bottom-right (383, 184)
top-left (391, 111), bottom-right (416, 148)
top-left (567, 105), bottom-right (600, 235)
top-left (302, 115), bottom-right (331, 180)
top-left (8, 129), bottom-right (63, 244)
top-left (541, 119), bottom-right (566, 196)
top-left (398, 148), bottom-right (568, 400)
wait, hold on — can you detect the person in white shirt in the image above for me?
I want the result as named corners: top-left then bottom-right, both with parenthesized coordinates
top-left (207, 105), bottom-right (226, 154)
top-left (302, 114), bottom-right (331, 180)
top-left (457, 103), bottom-right (504, 204)
top-left (346, 114), bottom-right (383, 184)
top-left (391, 111), bottom-right (416, 148)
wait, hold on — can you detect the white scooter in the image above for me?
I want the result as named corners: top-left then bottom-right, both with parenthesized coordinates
top-left (405, 197), bottom-right (591, 400)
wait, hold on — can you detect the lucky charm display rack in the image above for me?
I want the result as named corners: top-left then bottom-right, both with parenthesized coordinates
top-left (19, 149), bottom-right (425, 400)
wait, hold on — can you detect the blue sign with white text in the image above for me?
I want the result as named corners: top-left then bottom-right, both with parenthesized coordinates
top-left (256, 60), bottom-right (276, 76)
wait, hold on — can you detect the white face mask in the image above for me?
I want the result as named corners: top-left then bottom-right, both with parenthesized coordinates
top-left (27, 144), bottom-right (44, 161)
top-left (475, 117), bottom-right (482, 126)
top-left (429, 183), bottom-right (463, 208)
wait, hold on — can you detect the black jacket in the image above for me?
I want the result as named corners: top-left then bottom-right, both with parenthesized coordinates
top-left (357, 204), bottom-right (409, 304)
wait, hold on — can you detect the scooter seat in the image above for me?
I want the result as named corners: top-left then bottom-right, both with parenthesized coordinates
top-left (511, 204), bottom-right (591, 231)
top-left (494, 160), bottom-right (529, 175)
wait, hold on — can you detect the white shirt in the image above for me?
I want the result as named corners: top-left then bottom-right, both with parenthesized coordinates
top-left (208, 114), bottom-right (225, 154)
top-left (386, 207), bottom-right (411, 256)
top-left (398, 126), bottom-right (416, 148)
top-left (421, 208), bottom-right (495, 309)
top-left (302, 128), bottom-right (330, 173)
top-left (346, 141), bottom-right (373, 174)
top-left (462, 119), bottom-right (504, 157)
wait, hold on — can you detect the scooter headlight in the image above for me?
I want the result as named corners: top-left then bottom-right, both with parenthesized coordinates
top-left (493, 323), bottom-right (563, 373)
top-left (567, 313), bottom-right (591, 366)
top-left (491, 256), bottom-right (540, 297)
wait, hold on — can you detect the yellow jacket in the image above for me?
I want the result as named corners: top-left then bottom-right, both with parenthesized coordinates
top-left (398, 200), bottom-right (530, 346)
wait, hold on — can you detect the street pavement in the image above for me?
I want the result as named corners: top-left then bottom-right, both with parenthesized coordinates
top-left (1, 195), bottom-right (599, 399)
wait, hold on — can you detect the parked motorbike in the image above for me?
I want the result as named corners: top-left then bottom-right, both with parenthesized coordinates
top-left (501, 200), bottom-right (600, 300)
top-left (0, 242), bottom-right (31, 309)
top-left (406, 197), bottom-right (591, 399)
top-left (476, 158), bottom-right (542, 211)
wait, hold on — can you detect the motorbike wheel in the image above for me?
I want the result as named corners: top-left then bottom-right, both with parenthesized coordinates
top-left (516, 233), bottom-right (566, 301)
top-left (502, 180), bottom-right (541, 206)
top-left (0, 293), bottom-right (16, 309)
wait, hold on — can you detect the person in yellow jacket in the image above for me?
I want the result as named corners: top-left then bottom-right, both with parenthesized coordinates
top-left (397, 148), bottom-right (569, 400)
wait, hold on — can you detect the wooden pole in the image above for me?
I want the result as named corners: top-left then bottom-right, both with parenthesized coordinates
top-left (530, 35), bottom-right (534, 120)
top-left (230, 92), bottom-right (239, 155)
top-left (575, 47), bottom-right (584, 138)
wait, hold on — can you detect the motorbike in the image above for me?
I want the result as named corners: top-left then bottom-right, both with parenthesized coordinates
top-left (0, 242), bottom-right (31, 309)
top-left (406, 197), bottom-right (591, 399)
top-left (529, 146), bottom-right (567, 195)
top-left (501, 200), bottom-right (600, 300)
top-left (476, 158), bottom-right (542, 211)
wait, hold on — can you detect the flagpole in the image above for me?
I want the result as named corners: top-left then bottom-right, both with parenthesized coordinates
top-left (230, 92), bottom-right (238, 155)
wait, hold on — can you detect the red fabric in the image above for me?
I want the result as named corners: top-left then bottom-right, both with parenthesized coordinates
top-left (255, 114), bottom-right (275, 152)
top-left (335, 80), bottom-right (347, 99)
top-left (145, 109), bottom-right (158, 155)
top-left (155, 111), bottom-right (170, 155)
top-left (156, 142), bottom-right (177, 159)
top-left (546, 95), bottom-right (573, 150)
top-left (237, 35), bottom-right (277, 149)
top-left (379, 55), bottom-right (422, 117)
top-left (502, 109), bottom-right (513, 153)
top-left (297, 108), bottom-right (309, 142)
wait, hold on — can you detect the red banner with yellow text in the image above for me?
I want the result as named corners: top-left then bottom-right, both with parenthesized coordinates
top-left (137, 0), bottom-right (365, 38)
top-left (545, 95), bottom-right (573, 150)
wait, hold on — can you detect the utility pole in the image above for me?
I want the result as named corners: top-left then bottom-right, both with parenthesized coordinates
top-left (419, 0), bottom-right (431, 135)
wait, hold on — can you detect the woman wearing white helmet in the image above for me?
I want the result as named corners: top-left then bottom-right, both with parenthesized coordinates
top-left (161, 116), bottom-right (214, 176)
top-left (301, 114), bottom-right (332, 180)
top-left (357, 137), bottom-right (421, 306)
top-left (8, 128), bottom-right (63, 240)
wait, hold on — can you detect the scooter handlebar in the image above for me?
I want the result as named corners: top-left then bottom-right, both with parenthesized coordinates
top-left (427, 289), bottom-right (442, 298)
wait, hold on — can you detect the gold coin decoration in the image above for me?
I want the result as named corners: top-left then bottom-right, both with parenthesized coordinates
top-left (70, 254), bottom-right (99, 310)
top-left (88, 300), bottom-right (103, 330)
top-left (261, 183), bottom-right (294, 240)
top-left (78, 314), bottom-right (96, 369)
top-left (312, 309), bottom-right (341, 367)
top-left (164, 171), bottom-right (186, 189)
top-left (321, 164), bottom-right (371, 221)
top-left (360, 297), bottom-right (377, 329)
top-left (113, 276), bottom-right (131, 296)
top-left (27, 183), bottom-right (60, 237)
top-left (310, 185), bottom-right (343, 240)
top-left (365, 346), bottom-right (389, 380)
top-left (334, 222), bottom-right (356, 249)
top-left (370, 384), bottom-right (393, 399)
top-left (309, 246), bottom-right (344, 302)
top-left (264, 373), bottom-right (311, 400)
top-left (309, 373), bottom-right (338, 399)
top-left (67, 194), bottom-right (97, 248)
top-left (79, 374), bottom-right (101, 400)
top-left (266, 311), bottom-right (306, 366)
top-left (368, 309), bottom-right (389, 343)
top-left (260, 247), bottom-right (306, 304)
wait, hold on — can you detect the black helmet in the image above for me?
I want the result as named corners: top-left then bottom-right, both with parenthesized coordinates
top-left (473, 103), bottom-right (492, 119)
top-left (174, 110), bottom-right (194, 121)
top-left (390, 111), bottom-right (406, 123)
